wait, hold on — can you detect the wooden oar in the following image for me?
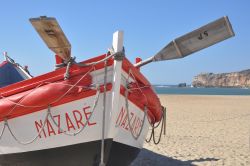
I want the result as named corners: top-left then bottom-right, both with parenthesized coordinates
top-left (30, 16), bottom-right (71, 61)
top-left (135, 16), bottom-right (235, 68)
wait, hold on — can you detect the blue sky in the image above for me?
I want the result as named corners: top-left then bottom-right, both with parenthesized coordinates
top-left (0, 0), bottom-right (249, 84)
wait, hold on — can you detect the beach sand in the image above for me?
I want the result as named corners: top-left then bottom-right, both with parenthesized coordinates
top-left (131, 95), bottom-right (250, 166)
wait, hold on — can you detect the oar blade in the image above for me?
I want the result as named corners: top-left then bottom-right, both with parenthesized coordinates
top-left (30, 16), bottom-right (71, 61)
top-left (154, 16), bottom-right (235, 61)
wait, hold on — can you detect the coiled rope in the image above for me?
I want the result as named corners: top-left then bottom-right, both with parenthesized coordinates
top-left (146, 107), bottom-right (166, 145)
top-left (124, 69), bottom-right (166, 144)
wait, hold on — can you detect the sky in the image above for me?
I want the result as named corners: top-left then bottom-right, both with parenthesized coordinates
top-left (0, 0), bottom-right (249, 84)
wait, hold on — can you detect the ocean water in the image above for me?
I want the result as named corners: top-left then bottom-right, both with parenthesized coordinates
top-left (153, 86), bottom-right (250, 95)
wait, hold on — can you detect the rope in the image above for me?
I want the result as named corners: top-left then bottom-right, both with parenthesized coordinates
top-left (129, 69), bottom-right (161, 127)
top-left (0, 82), bottom-right (47, 117)
top-left (114, 67), bottom-right (165, 143)
top-left (0, 50), bottom-right (116, 110)
top-left (73, 51), bottom-right (120, 67)
top-left (48, 85), bottom-right (100, 136)
top-left (123, 69), bottom-right (148, 140)
top-left (0, 67), bottom-right (94, 143)
top-left (128, 70), bottom-right (149, 103)
top-left (145, 107), bottom-right (165, 144)
top-left (50, 67), bottom-right (94, 105)
top-left (127, 70), bottom-right (157, 128)
top-left (0, 121), bottom-right (6, 139)
top-left (0, 50), bottom-right (119, 145)
top-left (0, 66), bottom-right (94, 115)
top-left (5, 109), bottom-right (50, 145)
top-left (1, 75), bottom-right (100, 144)
top-left (56, 50), bottom-right (119, 70)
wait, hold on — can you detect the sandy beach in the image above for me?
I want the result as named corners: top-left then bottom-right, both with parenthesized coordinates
top-left (131, 95), bottom-right (250, 166)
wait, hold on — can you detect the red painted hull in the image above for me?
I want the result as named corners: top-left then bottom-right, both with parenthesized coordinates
top-left (0, 54), bottom-right (162, 166)
top-left (0, 54), bottom-right (162, 124)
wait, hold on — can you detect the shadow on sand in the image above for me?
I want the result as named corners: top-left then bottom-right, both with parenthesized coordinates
top-left (130, 148), bottom-right (219, 166)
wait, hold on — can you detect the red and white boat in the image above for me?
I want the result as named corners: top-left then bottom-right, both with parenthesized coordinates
top-left (0, 16), bottom-right (234, 166)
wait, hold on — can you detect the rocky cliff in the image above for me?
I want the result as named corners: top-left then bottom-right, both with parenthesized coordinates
top-left (192, 69), bottom-right (250, 88)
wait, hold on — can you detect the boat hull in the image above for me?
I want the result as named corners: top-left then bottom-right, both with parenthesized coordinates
top-left (0, 55), bottom-right (161, 166)
top-left (0, 139), bottom-right (140, 166)
top-left (0, 88), bottom-right (149, 166)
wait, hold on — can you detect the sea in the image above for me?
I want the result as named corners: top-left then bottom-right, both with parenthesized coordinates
top-left (153, 85), bottom-right (250, 95)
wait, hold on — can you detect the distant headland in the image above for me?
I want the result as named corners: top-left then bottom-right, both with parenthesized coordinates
top-left (192, 69), bottom-right (250, 88)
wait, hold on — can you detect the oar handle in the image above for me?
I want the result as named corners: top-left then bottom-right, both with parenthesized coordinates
top-left (134, 56), bottom-right (154, 68)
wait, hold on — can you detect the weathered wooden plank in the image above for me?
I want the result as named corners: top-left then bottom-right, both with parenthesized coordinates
top-left (30, 16), bottom-right (71, 61)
